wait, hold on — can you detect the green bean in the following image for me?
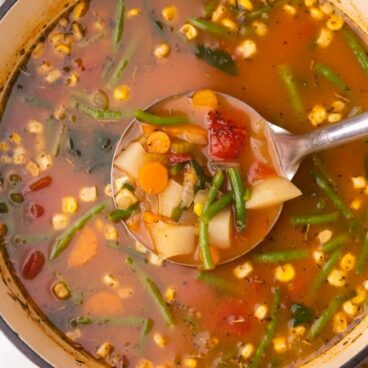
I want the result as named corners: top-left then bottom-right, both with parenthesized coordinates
top-left (342, 28), bottom-right (368, 74)
top-left (113, 0), bottom-right (125, 49)
top-left (290, 212), bottom-right (339, 225)
top-left (253, 248), bottom-right (309, 263)
top-left (198, 220), bottom-right (214, 270)
top-left (127, 257), bottom-right (175, 326)
top-left (307, 290), bottom-right (356, 340)
top-left (50, 203), bottom-right (105, 260)
top-left (204, 0), bottom-right (219, 18)
top-left (24, 95), bottom-right (52, 110)
top-left (45, 118), bottom-right (66, 157)
top-left (310, 249), bottom-right (342, 293)
top-left (312, 154), bottom-right (337, 189)
top-left (13, 232), bottom-right (52, 245)
top-left (196, 271), bottom-right (234, 293)
top-left (71, 315), bottom-right (147, 327)
top-left (313, 170), bottom-right (353, 219)
top-left (201, 192), bottom-right (234, 223)
top-left (356, 231), bottom-right (368, 274)
top-left (169, 163), bottom-right (185, 177)
top-left (313, 62), bottom-right (351, 96)
top-left (243, 5), bottom-right (271, 19)
top-left (76, 102), bottom-right (122, 121)
top-left (277, 64), bottom-right (304, 116)
top-left (108, 204), bottom-right (138, 222)
top-left (171, 203), bottom-right (185, 222)
top-left (249, 288), bottom-right (281, 368)
top-left (321, 234), bottom-right (349, 253)
top-left (135, 109), bottom-right (189, 126)
top-left (227, 168), bottom-right (246, 233)
top-left (189, 18), bottom-right (231, 36)
top-left (203, 170), bottom-right (224, 213)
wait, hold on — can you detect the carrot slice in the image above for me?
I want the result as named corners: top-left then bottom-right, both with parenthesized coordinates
top-left (67, 226), bottom-right (98, 268)
top-left (192, 89), bottom-right (218, 109)
top-left (138, 161), bottom-right (168, 194)
top-left (83, 291), bottom-right (124, 316)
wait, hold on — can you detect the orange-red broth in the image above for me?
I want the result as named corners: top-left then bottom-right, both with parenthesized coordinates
top-left (0, 0), bottom-right (368, 367)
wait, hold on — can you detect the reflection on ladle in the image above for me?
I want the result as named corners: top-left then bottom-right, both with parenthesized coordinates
top-left (111, 91), bottom-right (368, 268)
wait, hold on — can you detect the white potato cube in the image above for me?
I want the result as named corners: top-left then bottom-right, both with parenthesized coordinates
top-left (208, 209), bottom-right (232, 248)
top-left (158, 179), bottom-right (183, 217)
top-left (114, 142), bottom-right (145, 180)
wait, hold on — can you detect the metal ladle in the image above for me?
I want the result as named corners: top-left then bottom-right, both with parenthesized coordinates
top-left (111, 91), bottom-right (368, 266)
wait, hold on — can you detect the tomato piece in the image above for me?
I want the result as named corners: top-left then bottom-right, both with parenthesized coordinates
top-left (22, 250), bottom-right (45, 280)
top-left (208, 110), bottom-right (246, 160)
top-left (28, 203), bottom-right (45, 218)
top-left (29, 176), bottom-right (52, 191)
top-left (169, 153), bottom-right (192, 164)
top-left (248, 162), bottom-right (276, 184)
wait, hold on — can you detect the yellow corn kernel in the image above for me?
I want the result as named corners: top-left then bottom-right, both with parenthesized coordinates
top-left (113, 85), bottom-right (131, 101)
top-left (180, 23), bottom-right (198, 40)
top-left (350, 198), bottom-right (362, 210)
top-left (212, 4), bottom-right (226, 22)
top-left (49, 31), bottom-right (64, 45)
top-left (9, 133), bottom-right (22, 145)
top-left (45, 69), bottom-right (62, 84)
top-left (62, 197), bottom-right (79, 214)
top-left (104, 224), bottom-right (118, 241)
top-left (340, 252), bottom-right (356, 271)
top-left (221, 18), bottom-right (238, 32)
top-left (343, 300), bottom-right (358, 316)
top-left (327, 14), bottom-right (345, 31)
top-left (230, 0), bottom-right (253, 11)
top-left (252, 21), bottom-right (268, 36)
top-left (96, 342), bottom-right (113, 359)
top-left (0, 141), bottom-right (9, 152)
top-left (283, 4), bottom-right (297, 16)
top-left (37, 61), bottom-right (52, 76)
top-left (80, 186), bottom-right (98, 202)
top-left (154, 43), bottom-right (171, 58)
top-left (52, 281), bottom-right (71, 300)
top-left (115, 188), bottom-right (137, 210)
top-left (72, 1), bottom-right (89, 20)
top-left (103, 273), bottom-right (119, 288)
top-left (182, 358), bottom-right (197, 368)
top-left (192, 90), bottom-right (218, 109)
top-left (127, 8), bottom-right (141, 17)
top-left (363, 280), bottom-right (368, 291)
top-left (351, 176), bottom-right (366, 189)
top-left (54, 104), bottom-right (66, 121)
top-left (305, 0), bottom-right (317, 6)
top-left (254, 304), bottom-right (268, 320)
top-left (236, 39), bottom-right (257, 59)
top-left (273, 336), bottom-right (288, 353)
top-left (118, 287), bottom-right (133, 299)
top-left (36, 152), bottom-right (53, 171)
top-left (308, 104), bottom-right (327, 126)
top-left (52, 213), bottom-right (70, 231)
top-left (0, 155), bottom-right (11, 164)
top-left (147, 131), bottom-right (171, 154)
top-left (333, 311), bottom-right (348, 333)
top-left (327, 268), bottom-right (347, 287)
top-left (327, 113), bottom-right (342, 124)
top-left (291, 325), bottom-right (306, 336)
top-left (162, 5), bottom-right (177, 21)
top-left (26, 161), bottom-right (40, 177)
top-left (165, 287), bottom-right (176, 303)
top-left (313, 250), bottom-right (325, 266)
top-left (71, 22), bottom-right (85, 40)
top-left (193, 202), bottom-right (204, 217)
top-left (310, 7), bottom-right (324, 20)
top-left (26, 120), bottom-right (44, 134)
top-left (239, 343), bottom-right (254, 360)
top-left (352, 286), bottom-right (367, 304)
top-left (317, 27), bottom-right (334, 48)
top-left (104, 184), bottom-right (113, 197)
top-left (318, 229), bottom-right (332, 244)
top-left (55, 43), bottom-right (71, 55)
top-left (233, 261), bottom-right (253, 279)
top-left (13, 146), bottom-right (27, 165)
top-left (153, 332), bottom-right (167, 347)
top-left (321, 2), bottom-right (334, 15)
top-left (32, 42), bottom-right (45, 59)
top-left (67, 71), bottom-right (79, 87)
top-left (66, 328), bottom-right (81, 341)
top-left (136, 360), bottom-right (153, 368)
top-left (331, 100), bottom-right (345, 112)
top-left (275, 264), bottom-right (295, 282)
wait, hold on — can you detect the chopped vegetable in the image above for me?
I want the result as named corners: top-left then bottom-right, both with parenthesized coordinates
top-left (138, 161), bottom-right (169, 194)
top-left (114, 142), bottom-right (145, 179)
top-left (158, 179), bottom-right (184, 217)
top-left (290, 212), bottom-right (339, 225)
top-left (171, 140), bottom-right (194, 154)
top-left (192, 90), bottom-right (218, 109)
top-left (321, 234), bottom-right (349, 253)
top-left (109, 204), bottom-right (139, 222)
top-left (342, 28), bottom-right (368, 74)
top-left (135, 110), bottom-right (189, 126)
top-left (227, 168), bottom-right (246, 233)
top-left (29, 176), bottom-right (52, 191)
top-left (189, 18), bottom-right (231, 36)
top-left (76, 101), bottom-right (123, 121)
top-left (163, 124), bottom-right (208, 145)
top-left (147, 131), bottom-right (171, 154)
top-left (201, 192), bottom-right (233, 223)
top-left (253, 248), bottom-right (309, 263)
top-left (196, 271), bottom-right (234, 293)
top-left (356, 231), bottom-right (368, 274)
top-left (113, 0), bottom-right (125, 49)
top-left (290, 303), bottom-right (314, 327)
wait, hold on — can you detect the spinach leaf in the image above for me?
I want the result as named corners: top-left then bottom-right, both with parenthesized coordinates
top-left (290, 303), bottom-right (314, 327)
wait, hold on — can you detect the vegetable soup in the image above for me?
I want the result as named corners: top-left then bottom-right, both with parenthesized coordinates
top-left (1, 0), bottom-right (368, 367)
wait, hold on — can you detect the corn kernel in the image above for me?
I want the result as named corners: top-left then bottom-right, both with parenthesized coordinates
top-left (321, 2), bottom-right (334, 15)
top-left (45, 69), bottom-right (62, 84)
top-left (54, 104), bottom-right (66, 121)
top-left (327, 14), bottom-right (344, 31)
top-left (317, 27), bottom-right (334, 48)
top-left (9, 133), bottom-right (22, 145)
top-left (13, 146), bottom-right (26, 165)
top-left (331, 100), bottom-right (345, 112)
top-left (291, 325), bottom-right (306, 336)
top-left (80, 186), bottom-right (98, 202)
top-left (36, 152), bottom-right (53, 171)
top-left (55, 43), bottom-right (71, 55)
top-left (182, 358), bottom-right (197, 368)
top-left (104, 224), bottom-right (118, 241)
top-left (37, 61), bottom-right (52, 76)
top-left (254, 304), bottom-right (268, 320)
top-left (333, 312), bottom-right (348, 333)
top-left (229, 0), bottom-right (254, 11)
top-left (52, 281), bottom-right (71, 300)
top-left (351, 286), bottom-right (366, 305)
top-left (104, 184), bottom-right (113, 197)
top-left (180, 24), bottom-right (198, 40)
top-left (71, 22), bottom-right (85, 40)
top-left (328, 113), bottom-right (343, 123)
top-left (340, 252), bottom-right (356, 271)
top-left (49, 31), bottom-right (64, 45)
top-left (363, 280), bottom-right (368, 291)
top-left (318, 229), bottom-right (332, 243)
top-left (327, 268), bottom-right (347, 287)
top-left (273, 336), bottom-right (288, 353)
top-left (351, 176), bottom-right (366, 189)
top-left (162, 5), bottom-right (177, 21)
top-left (72, 1), bottom-right (89, 20)
top-left (26, 120), bottom-right (44, 134)
top-left (0, 155), bottom-right (11, 164)
top-left (62, 197), bottom-right (79, 214)
top-left (26, 161), bottom-right (40, 177)
top-left (154, 43), bottom-right (171, 58)
top-left (52, 213), bottom-right (70, 231)
top-left (313, 250), bottom-right (325, 266)
top-left (236, 39), bottom-right (257, 59)
top-left (136, 360), bottom-right (153, 368)
top-left (32, 42), bottom-right (45, 59)
top-left (308, 104), bottom-right (327, 126)
top-left (193, 203), bottom-right (203, 217)
top-left (67, 71), bottom-right (79, 86)
top-left (221, 18), bottom-right (238, 32)
top-left (310, 7), bottom-right (324, 20)
top-left (115, 188), bottom-right (137, 210)
top-left (66, 328), bottom-right (81, 341)
top-left (153, 332), bottom-right (167, 347)
top-left (343, 300), bottom-right (358, 316)
top-left (233, 261), bottom-right (253, 279)
top-left (305, 0), bottom-right (317, 6)
top-left (96, 342), bottom-right (113, 359)
top-left (113, 85), bottom-right (131, 102)
top-left (350, 198), bottom-right (362, 210)
top-left (118, 287), bottom-right (133, 299)
top-left (275, 264), bottom-right (295, 282)
top-left (165, 287), bottom-right (176, 303)
top-left (252, 21), bottom-right (268, 36)
top-left (239, 343), bottom-right (254, 360)
top-left (0, 141), bottom-right (9, 152)
top-left (283, 4), bottom-right (297, 16)
top-left (103, 273), bottom-right (119, 288)
top-left (212, 4), bottom-right (226, 22)
top-left (127, 8), bottom-right (141, 17)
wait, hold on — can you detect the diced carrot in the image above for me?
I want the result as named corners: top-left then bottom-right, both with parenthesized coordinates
top-left (138, 161), bottom-right (168, 194)
top-left (192, 89), bottom-right (218, 109)
top-left (163, 124), bottom-right (208, 145)
top-left (147, 131), bottom-right (171, 154)
top-left (67, 226), bottom-right (98, 268)
top-left (83, 291), bottom-right (124, 316)
top-left (141, 123), bottom-right (156, 135)
top-left (143, 211), bottom-right (164, 224)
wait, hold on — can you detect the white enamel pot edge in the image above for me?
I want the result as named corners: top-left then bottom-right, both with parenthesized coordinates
top-left (1, 1), bottom-right (368, 367)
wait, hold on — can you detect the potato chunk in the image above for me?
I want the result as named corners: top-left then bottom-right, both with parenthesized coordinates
top-left (208, 209), bottom-right (232, 249)
top-left (114, 142), bottom-right (145, 179)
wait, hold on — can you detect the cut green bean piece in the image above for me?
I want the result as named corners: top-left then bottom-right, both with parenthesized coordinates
top-left (108, 204), bottom-right (138, 222)
top-left (249, 288), bottom-right (281, 368)
top-left (356, 231), bottom-right (368, 274)
top-left (201, 192), bottom-right (233, 223)
top-left (24, 95), bottom-right (52, 110)
top-left (196, 271), bottom-right (234, 293)
top-left (198, 220), bottom-right (214, 270)
top-left (290, 212), bottom-right (339, 225)
top-left (204, 0), bottom-right (219, 18)
top-left (253, 248), bottom-right (309, 263)
top-left (113, 0), bottom-right (125, 49)
top-left (227, 168), bottom-right (246, 233)
top-left (307, 290), bottom-right (356, 340)
top-left (71, 315), bottom-right (147, 327)
top-left (135, 109), bottom-right (189, 126)
top-left (321, 234), bottom-right (349, 253)
top-left (312, 154), bottom-right (337, 189)
top-left (277, 64), bottom-right (304, 116)
top-left (313, 170), bottom-right (353, 219)
top-left (76, 102), bottom-right (122, 121)
top-left (189, 18), bottom-right (231, 36)
top-left (342, 28), bottom-right (368, 74)
top-left (203, 170), bottom-right (224, 213)
top-left (50, 203), bottom-right (105, 260)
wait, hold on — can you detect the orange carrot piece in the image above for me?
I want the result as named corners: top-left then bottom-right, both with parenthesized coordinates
top-left (83, 291), bottom-right (124, 316)
top-left (192, 89), bottom-right (218, 109)
top-left (138, 161), bottom-right (168, 194)
top-left (163, 124), bottom-right (208, 145)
